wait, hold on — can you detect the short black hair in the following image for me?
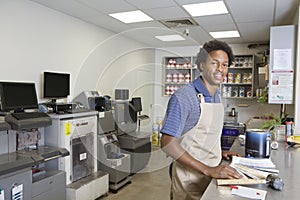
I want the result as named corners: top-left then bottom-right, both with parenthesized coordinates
top-left (195, 40), bottom-right (234, 69)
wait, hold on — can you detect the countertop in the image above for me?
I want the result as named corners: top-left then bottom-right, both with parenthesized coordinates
top-left (0, 146), bottom-right (69, 176)
top-left (201, 139), bottom-right (300, 200)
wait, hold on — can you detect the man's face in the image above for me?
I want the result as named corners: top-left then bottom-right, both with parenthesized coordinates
top-left (200, 50), bottom-right (229, 87)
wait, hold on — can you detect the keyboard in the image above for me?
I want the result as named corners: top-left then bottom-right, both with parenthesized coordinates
top-left (11, 112), bottom-right (49, 120)
top-left (138, 115), bottom-right (149, 120)
top-left (65, 108), bottom-right (89, 114)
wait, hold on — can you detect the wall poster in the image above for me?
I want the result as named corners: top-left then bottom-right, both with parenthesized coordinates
top-left (269, 25), bottom-right (295, 105)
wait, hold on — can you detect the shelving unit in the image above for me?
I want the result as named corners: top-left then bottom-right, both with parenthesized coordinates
top-left (221, 55), bottom-right (255, 99)
top-left (163, 56), bottom-right (200, 96)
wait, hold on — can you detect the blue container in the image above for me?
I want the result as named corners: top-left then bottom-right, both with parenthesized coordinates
top-left (245, 129), bottom-right (271, 158)
top-left (221, 123), bottom-right (245, 150)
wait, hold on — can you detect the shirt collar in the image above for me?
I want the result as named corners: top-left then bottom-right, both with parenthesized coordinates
top-left (192, 76), bottom-right (221, 102)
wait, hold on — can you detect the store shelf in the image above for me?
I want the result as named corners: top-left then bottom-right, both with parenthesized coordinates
top-left (221, 55), bottom-right (255, 99)
top-left (163, 56), bottom-right (200, 96)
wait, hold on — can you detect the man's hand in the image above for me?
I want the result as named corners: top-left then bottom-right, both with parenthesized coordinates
top-left (222, 151), bottom-right (240, 161)
top-left (205, 164), bottom-right (243, 179)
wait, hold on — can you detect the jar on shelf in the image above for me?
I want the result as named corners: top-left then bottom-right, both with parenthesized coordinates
top-left (222, 85), bottom-right (228, 97)
top-left (235, 73), bottom-right (241, 83)
top-left (228, 73), bottom-right (234, 83)
top-left (242, 73), bottom-right (248, 83)
top-left (165, 85), bottom-right (170, 95)
top-left (184, 72), bottom-right (191, 82)
top-left (246, 87), bottom-right (252, 97)
top-left (239, 87), bottom-right (245, 97)
top-left (232, 86), bottom-right (238, 97)
top-left (166, 73), bottom-right (172, 82)
top-left (178, 73), bottom-right (184, 82)
top-left (247, 73), bottom-right (252, 83)
top-left (172, 73), bottom-right (178, 83)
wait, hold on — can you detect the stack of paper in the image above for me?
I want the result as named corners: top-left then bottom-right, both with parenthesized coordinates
top-left (230, 156), bottom-right (278, 180)
top-left (231, 156), bottom-right (276, 169)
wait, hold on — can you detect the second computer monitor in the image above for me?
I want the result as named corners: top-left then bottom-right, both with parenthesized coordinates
top-left (131, 97), bottom-right (142, 112)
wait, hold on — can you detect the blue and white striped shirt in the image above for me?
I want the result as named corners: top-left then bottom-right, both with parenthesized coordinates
top-left (160, 76), bottom-right (221, 138)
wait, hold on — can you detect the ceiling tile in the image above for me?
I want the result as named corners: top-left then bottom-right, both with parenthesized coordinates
top-left (194, 14), bottom-right (234, 25)
top-left (144, 6), bottom-right (190, 20)
top-left (226, 0), bottom-right (275, 23)
top-left (237, 21), bottom-right (273, 42)
top-left (201, 23), bottom-right (237, 32)
top-left (85, 14), bottom-right (131, 33)
top-left (175, 0), bottom-right (218, 4)
top-left (31, 0), bottom-right (102, 17)
top-left (77, 0), bottom-right (136, 14)
top-left (125, 0), bottom-right (178, 9)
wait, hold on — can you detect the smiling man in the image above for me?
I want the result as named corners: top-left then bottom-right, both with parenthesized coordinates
top-left (160, 40), bottom-right (243, 200)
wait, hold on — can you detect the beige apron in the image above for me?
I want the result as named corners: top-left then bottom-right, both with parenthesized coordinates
top-left (171, 93), bottom-right (224, 200)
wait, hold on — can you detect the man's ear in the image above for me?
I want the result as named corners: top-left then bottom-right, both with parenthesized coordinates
top-left (199, 62), bottom-right (204, 72)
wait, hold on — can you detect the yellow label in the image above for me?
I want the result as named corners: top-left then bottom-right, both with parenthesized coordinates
top-left (66, 122), bottom-right (71, 136)
top-left (287, 135), bottom-right (300, 144)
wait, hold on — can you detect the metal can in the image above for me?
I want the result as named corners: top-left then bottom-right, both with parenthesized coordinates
top-left (227, 86), bottom-right (232, 97)
top-left (245, 129), bottom-right (271, 158)
top-left (232, 86), bottom-right (238, 97)
top-left (239, 87), bottom-right (245, 97)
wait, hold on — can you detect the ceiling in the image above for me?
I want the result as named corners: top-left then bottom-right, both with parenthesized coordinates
top-left (30, 0), bottom-right (299, 47)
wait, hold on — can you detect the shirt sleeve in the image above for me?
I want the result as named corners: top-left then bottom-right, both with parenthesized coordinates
top-left (160, 93), bottom-right (189, 138)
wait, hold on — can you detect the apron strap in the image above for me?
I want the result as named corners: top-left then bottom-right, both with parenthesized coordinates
top-left (197, 93), bottom-right (205, 103)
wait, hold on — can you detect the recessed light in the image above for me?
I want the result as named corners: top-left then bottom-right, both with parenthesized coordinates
top-left (109, 10), bottom-right (153, 23)
top-left (155, 35), bottom-right (186, 42)
top-left (209, 30), bottom-right (240, 38)
top-left (183, 1), bottom-right (228, 17)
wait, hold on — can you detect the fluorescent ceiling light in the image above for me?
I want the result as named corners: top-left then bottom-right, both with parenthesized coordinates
top-left (109, 10), bottom-right (153, 23)
top-left (183, 1), bottom-right (228, 17)
top-left (209, 30), bottom-right (240, 38)
top-left (155, 35), bottom-right (186, 42)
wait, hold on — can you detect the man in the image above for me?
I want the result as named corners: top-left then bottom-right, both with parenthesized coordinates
top-left (160, 40), bottom-right (242, 200)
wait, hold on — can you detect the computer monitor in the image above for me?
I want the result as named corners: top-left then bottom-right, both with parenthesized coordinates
top-left (131, 97), bottom-right (142, 112)
top-left (43, 71), bottom-right (70, 103)
top-left (0, 82), bottom-right (38, 112)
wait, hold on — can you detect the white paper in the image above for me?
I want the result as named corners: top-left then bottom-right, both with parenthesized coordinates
top-left (12, 184), bottom-right (23, 200)
top-left (79, 152), bottom-right (87, 160)
top-left (273, 49), bottom-right (292, 70)
top-left (231, 185), bottom-right (267, 200)
top-left (98, 112), bottom-right (105, 118)
top-left (231, 156), bottom-right (276, 168)
top-left (269, 72), bottom-right (294, 104)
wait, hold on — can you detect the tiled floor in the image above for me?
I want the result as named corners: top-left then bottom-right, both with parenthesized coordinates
top-left (100, 146), bottom-right (172, 200)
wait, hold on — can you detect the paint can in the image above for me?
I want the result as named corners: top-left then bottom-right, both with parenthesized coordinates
top-left (245, 129), bottom-right (272, 158)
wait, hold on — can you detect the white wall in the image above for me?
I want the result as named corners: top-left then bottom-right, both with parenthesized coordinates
top-left (0, 0), bottom-right (155, 153)
top-left (0, 0), bottom-right (155, 103)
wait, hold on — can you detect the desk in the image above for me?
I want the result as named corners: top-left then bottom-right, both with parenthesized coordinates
top-left (201, 140), bottom-right (300, 200)
top-left (0, 120), bottom-right (10, 131)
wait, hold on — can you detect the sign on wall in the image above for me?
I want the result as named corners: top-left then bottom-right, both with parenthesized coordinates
top-left (269, 25), bottom-right (296, 104)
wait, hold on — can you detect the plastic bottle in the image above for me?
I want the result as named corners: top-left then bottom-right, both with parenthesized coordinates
top-left (285, 117), bottom-right (294, 138)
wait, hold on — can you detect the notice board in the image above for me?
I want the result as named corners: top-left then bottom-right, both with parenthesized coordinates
top-left (269, 25), bottom-right (296, 104)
